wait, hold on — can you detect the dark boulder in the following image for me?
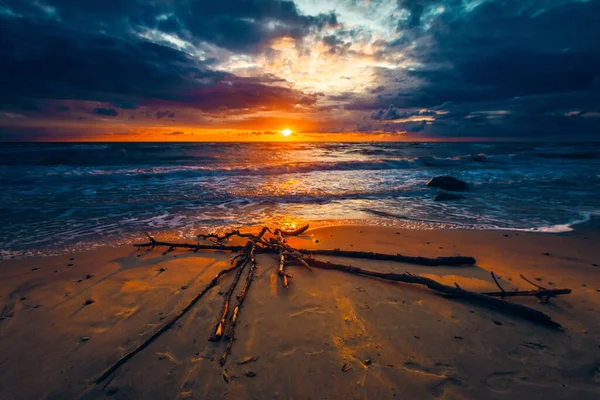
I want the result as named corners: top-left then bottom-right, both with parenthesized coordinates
top-left (433, 192), bottom-right (464, 202)
top-left (472, 153), bottom-right (488, 162)
top-left (426, 176), bottom-right (469, 192)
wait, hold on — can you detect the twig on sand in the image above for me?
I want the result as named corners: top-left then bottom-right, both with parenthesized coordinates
top-left (482, 272), bottom-right (571, 300)
top-left (491, 272), bottom-right (506, 293)
top-left (520, 274), bottom-right (547, 290)
top-left (95, 257), bottom-right (242, 384)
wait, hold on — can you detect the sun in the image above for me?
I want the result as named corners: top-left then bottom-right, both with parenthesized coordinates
top-left (281, 128), bottom-right (292, 137)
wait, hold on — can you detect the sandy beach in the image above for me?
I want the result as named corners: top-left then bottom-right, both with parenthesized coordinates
top-left (1, 225), bottom-right (599, 399)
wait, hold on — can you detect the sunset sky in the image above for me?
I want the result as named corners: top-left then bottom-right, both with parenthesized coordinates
top-left (1, 0), bottom-right (599, 141)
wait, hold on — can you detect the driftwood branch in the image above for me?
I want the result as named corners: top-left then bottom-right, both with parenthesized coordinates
top-left (491, 272), bottom-right (505, 293)
top-left (210, 243), bottom-right (253, 341)
top-left (221, 244), bottom-right (258, 366)
top-left (98, 225), bottom-right (572, 385)
top-left (276, 230), bottom-right (290, 288)
top-left (96, 261), bottom-right (241, 383)
top-left (304, 259), bottom-right (563, 329)
top-left (520, 274), bottom-right (547, 290)
top-left (481, 288), bottom-right (572, 298)
top-left (481, 271), bottom-right (571, 299)
top-left (134, 237), bottom-right (476, 267)
top-left (302, 249), bottom-right (476, 267)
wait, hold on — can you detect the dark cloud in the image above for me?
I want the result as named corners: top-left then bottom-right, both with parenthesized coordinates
top-left (357, 0), bottom-right (600, 136)
top-left (1, 0), bottom-right (599, 139)
top-left (166, 131), bottom-right (185, 136)
top-left (156, 111), bottom-right (176, 120)
top-left (92, 107), bottom-right (118, 117)
top-left (0, 16), bottom-right (317, 118)
top-left (179, 1), bottom-right (338, 53)
top-left (371, 105), bottom-right (436, 120)
top-left (1, 0), bottom-right (337, 54)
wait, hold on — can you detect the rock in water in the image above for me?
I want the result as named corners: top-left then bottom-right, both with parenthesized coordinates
top-left (426, 176), bottom-right (469, 192)
top-left (434, 192), bottom-right (463, 201)
top-left (472, 153), bottom-right (488, 162)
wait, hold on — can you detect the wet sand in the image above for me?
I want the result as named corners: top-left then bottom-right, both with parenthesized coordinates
top-left (0, 226), bottom-right (599, 399)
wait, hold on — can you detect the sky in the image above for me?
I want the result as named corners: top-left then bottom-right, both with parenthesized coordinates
top-left (0, 0), bottom-right (599, 141)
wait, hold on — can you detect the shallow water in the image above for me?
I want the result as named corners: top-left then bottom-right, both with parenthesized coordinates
top-left (1, 141), bottom-right (599, 257)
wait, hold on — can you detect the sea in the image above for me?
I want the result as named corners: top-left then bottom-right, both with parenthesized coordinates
top-left (1, 142), bottom-right (599, 258)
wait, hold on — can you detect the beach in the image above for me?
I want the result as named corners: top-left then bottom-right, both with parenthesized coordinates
top-left (1, 225), bottom-right (599, 399)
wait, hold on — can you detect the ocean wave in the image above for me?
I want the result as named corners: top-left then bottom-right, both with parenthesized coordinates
top-left (532, 147), bottom-right (600, 160)
top-left (421, 156), bottom-right (467, 167)
top-left (471, 153), bottom-right (519, 163)
top-left (70, 144), bottom-right (111, 151)
top-left (52, 158), bottom-right (423, 177)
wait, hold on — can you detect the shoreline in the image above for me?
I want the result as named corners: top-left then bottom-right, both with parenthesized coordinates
top-left (3, 214), bottom-right (599, 261)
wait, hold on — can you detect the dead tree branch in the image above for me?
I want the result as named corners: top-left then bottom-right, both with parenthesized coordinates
top-left (301, 249), bottom-right (476, 266)
top-left (100, 225), bottom-right (572, 384)
top-left (482, 272), bottom-right (571, 300)
top-left (96, 261), bottom-right (241, 384)
top-left (210, 242), bottom-right (253, 341)
top-left (220, 244), bottom-right (258, 366)
top-left (304, 259), bottom-right (563, 329)
top-left (134, 235), bottom-right (476, 267)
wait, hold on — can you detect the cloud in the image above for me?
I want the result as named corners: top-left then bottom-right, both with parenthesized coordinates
top-left (166, 131), bottom-right (184, 136)
top-left (92, 107), bottom-right (118, 117)
top-left (371, 105), bottom-right (436, 120)
top-left (1, 0), bottom-right (599, 139)
top-left (238, 131), bottom-right (278, 136)
top-left (156, 111), bottom-right (175, 119)
top-left (1, 0), bottom-right (338, 54)
top-left (0, 17), bottom-right (318, 117)
top-left (347, 0), bottom-right (600, 137)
